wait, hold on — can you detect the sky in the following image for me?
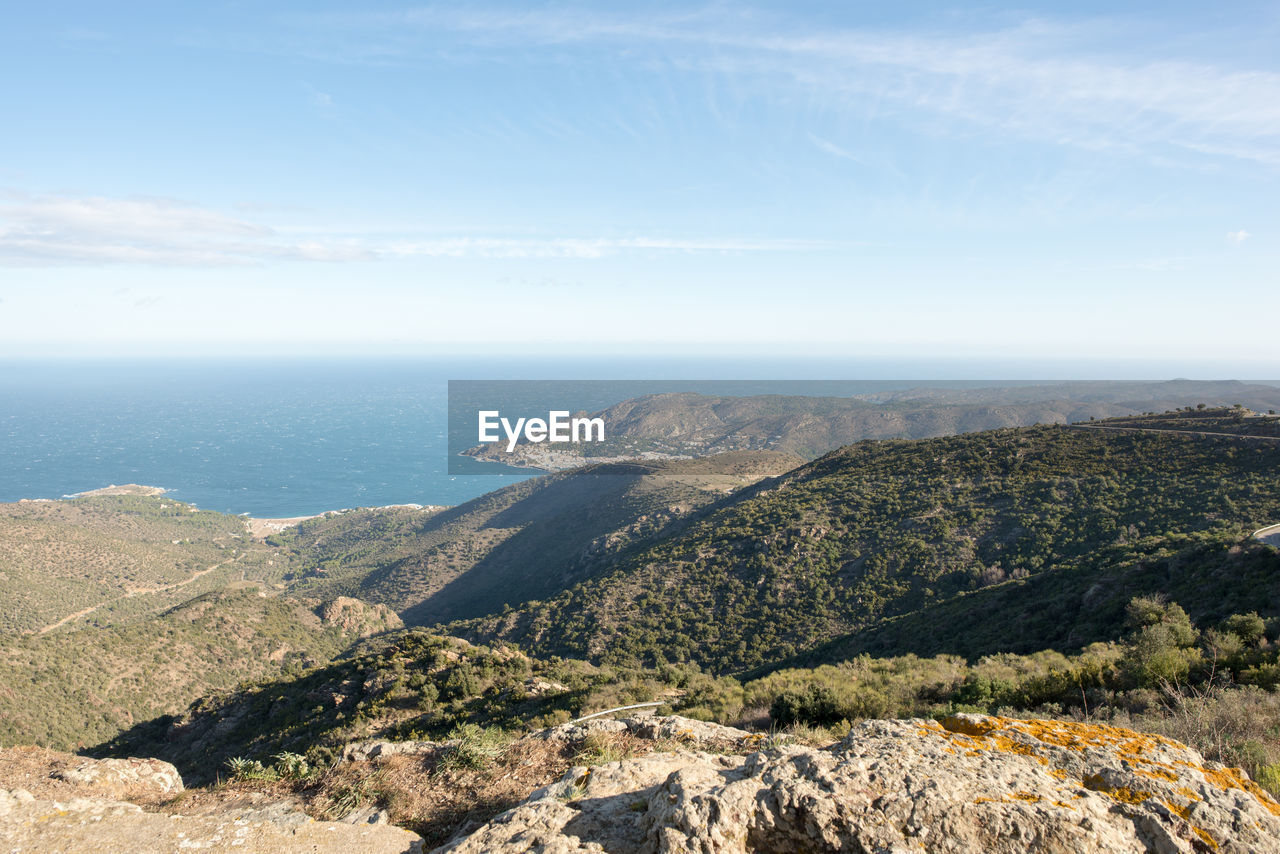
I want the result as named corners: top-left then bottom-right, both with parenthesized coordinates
top-left (0, 1), bottom-right (1277, 371)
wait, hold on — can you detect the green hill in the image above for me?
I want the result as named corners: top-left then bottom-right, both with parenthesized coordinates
top-left (277, 451), bottom-right (801, 625)
top-left (0, 493), bottom-right (287, 634)
top-left (0, 589), bottom-right (401, 751)
top-left (448, 419), bottom-right (1280, 674)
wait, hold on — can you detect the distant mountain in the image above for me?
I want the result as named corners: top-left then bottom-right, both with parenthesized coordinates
top-left (450, 414), bottom-right (1280, 674)
top-left (464, 379), bottom-right (1280, 467)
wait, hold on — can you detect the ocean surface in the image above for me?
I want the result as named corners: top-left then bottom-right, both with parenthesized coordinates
top-left (1, 356), bottom-right (1253, 517)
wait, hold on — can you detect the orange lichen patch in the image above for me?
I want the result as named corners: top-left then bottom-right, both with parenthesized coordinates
top-left (1009, 791), bottom-right (1041, 803)
top-left (1051, 800), bottom-right (1077, 810)
top-left (1161, 798), bottom-right (1221, 848)
top-left (1135, 766), bottom-right (1179, 783)
top-left (1083, 774), bottom-right (1151, 805)
top-left (1177, 787), bottom-right (1202, 802)
top-left (1163, 799), bottom-right (1194, 821)
top-left (936, 716), bottom-right (1182, 764)
top-left (1009, 719), bottom-right (1183, 758)
top-left (1192, 827), bottom-right (1219, 850)
top-left (932, 719), bottom-right (1049, 765)
top-left (1048, 768), bottom-right (1070, 781)
top-left (1198, 766), bottom-right (1280, 818)
top-left (941, 716), bottom-right (1001, 737)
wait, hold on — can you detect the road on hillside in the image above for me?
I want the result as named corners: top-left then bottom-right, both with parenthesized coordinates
top-left (1256, 523), bottom-right (1280, 549)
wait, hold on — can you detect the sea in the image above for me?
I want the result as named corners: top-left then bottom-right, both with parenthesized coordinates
top-left (0, 356), bottom-right (1259, 518)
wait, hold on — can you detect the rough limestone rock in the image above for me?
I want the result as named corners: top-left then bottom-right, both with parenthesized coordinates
top-left (434, 714), bottom-right (1280, 853)
top-left (531, 714), bottom-right (758, 749)
top-left (533, 717), bottom-right (634, 744)
top-left (50, 755), bottom-right (184, 799)
top-left (627, 715), bottom-right (757, 746)
top-left (0, 788), bottom-right (423, 853)
top-left (343, 738), bottom-right (442, 762)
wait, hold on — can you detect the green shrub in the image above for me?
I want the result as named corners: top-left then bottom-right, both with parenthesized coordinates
top-left (438, 724), bottom-right (507, 772)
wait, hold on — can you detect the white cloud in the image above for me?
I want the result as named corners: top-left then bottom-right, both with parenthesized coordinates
top-left (0, 192), bottom-right (373, 266)
top-left (0, 191), bottom-right (820, 266)
top-left (386, 236), bottom-right (826, 259)
top-left (286, 9), bottom-right (1280, 167)
top-left (1226, 229), bottom-right (1251, 244)
top-left (807, 133), bottom-right (866, 165)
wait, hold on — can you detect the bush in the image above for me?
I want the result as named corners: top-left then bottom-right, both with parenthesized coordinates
top-left (438, 724), bottom-right (507, 772)
top-left (1224, 613), bottom-right (1267, 647)
top-left (770, 683), bottom-right (845, 727)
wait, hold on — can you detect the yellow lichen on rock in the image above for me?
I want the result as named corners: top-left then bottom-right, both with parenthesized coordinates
top-left (1199, 765), bottom-right (1280, 818)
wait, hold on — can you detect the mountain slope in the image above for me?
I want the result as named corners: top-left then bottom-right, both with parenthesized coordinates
top-left (0, 493), bottom-right (286, 634)
top-left (450, 420), bottom-right (1280, 673)
top-left (278, 452), bottom-right (801, 625)
top-left (0, 590), bottom-right (401, 751)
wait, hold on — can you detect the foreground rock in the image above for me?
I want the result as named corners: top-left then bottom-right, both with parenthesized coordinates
top-left (0, 749), bottom-right (422, 853)
top-left (0, 789), bottom-right (423, 853)
top-left (0, 747), bottom-right (182, 803)
top-left (435, 714), bottom-right (1280, 853)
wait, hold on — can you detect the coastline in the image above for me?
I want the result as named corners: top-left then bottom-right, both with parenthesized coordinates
top-left (11, 485), bottom-right (450, 534)
top-left (243, 504), bottom-right (448, 539)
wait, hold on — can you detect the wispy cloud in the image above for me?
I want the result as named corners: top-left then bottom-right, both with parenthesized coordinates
top-left (807, 133), bottom-right (866, 166)
top-left (280, 8), bottom-right (1280, 167)
top-left (0, 192), bottom-right (372, 266)
top-left (385, 236), bottom-right (826, 259)
top-left (1226, 229), bottom-right (1251, 244)
top-left (0, 191), bottom-right (821, 266)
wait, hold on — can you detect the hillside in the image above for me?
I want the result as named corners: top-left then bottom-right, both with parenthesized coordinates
top-left (0, 590), bottom-right (400, 751)
top-left (99, 597), bottom-right (1280, 816)
top-left (276, 451), bottom-right (801, 626)
top-left (0, 493), bottom-right (288, 634)
top-left (450, 417), bottom-right (1280, 674)
top-left (463, 379), bottom-right (1280, 468)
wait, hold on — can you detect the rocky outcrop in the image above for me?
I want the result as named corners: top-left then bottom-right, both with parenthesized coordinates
top-left (0, 750), bottom-right (422, 854)
top-left (342, 738), bottom-right (442, 762)
top-left (531, 714), bottom-right (759, 749)
top-left (0, 788), bottom-right (423, 853)
top-left (51, 755), bottom-right (184, 799)
top-left (434, 714), bottom-right (1280, 853)
top-left (318, 596), bottom-right (404, 636)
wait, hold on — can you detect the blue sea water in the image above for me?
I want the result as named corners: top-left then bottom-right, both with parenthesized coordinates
top-left (1, 356), bottom-right (1251, 517)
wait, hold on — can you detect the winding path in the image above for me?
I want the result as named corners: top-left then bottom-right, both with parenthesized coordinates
top-left (35, 554), bottom-right (243, 635)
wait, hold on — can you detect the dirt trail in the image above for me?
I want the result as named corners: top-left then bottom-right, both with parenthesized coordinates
top-left (35, 555), bottom-right (243, 635)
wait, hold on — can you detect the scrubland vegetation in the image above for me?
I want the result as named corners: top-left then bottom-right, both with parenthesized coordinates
top-left (3, 409), bottom-right (1278, 816)
top-left (101, 595), bottom-right (1280, 797)
top-left (454, 425), bottom-right (1280, 672)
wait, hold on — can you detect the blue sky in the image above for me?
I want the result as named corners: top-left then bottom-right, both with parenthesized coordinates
top-left (1, 1), bottom-right (1277, 370)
